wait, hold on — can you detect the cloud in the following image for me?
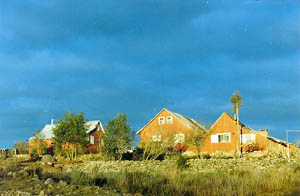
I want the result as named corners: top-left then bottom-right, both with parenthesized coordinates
top-left (0, 1), bottom-right (299, 148)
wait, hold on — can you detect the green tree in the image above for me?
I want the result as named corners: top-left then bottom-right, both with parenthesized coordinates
top-left (103, 113), bottom-right (133, 160)
top-left (188, 127), bottom-right (208, 158)
top-left (32, 128), bottom-right (47, 155)
top-left (230, 91), bottom-right (242, 154)
top-left (13, 141), bottom-right (28, 154)
top-left (53, 112), bottom-right (89, 160)
top-left (140, 132), bottom-right (175, 161)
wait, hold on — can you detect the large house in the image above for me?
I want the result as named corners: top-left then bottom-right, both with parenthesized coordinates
top-left (201, 112), bottom-right (296, 154)
top-left (28, 119), bottom-right (105, 154)
top-left (138, 108), bottom-right (296, 155)
top-left (137, 108), bottom-right (206, 151)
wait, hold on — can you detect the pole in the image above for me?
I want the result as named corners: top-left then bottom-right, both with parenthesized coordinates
top-left (236, 105), bottom-right (240, 156)
top-left (286, 130), bottom-right (290, 162)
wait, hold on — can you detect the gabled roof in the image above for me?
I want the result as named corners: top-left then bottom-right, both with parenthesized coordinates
top-left (29, 120), bottom-right (104, 140)
top-left (210, 112), bottom-right (247, 130)
top-left (137, 108), bottom-right (206, 134)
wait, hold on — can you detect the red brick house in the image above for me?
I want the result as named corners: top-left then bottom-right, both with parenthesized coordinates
top-left (28, 120), bottom-right (105, 154)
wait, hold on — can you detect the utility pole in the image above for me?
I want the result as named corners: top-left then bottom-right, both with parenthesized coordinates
top-left (236, 105), bottom-right (240, 156)
top-left (286, 130), bottom-right (300, 161)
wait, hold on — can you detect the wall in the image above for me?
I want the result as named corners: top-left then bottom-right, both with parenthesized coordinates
top-left (86, 129), bottom-right (103, 153)
top-left (139, 109), bottom-right (197, 148)
top-left (200, 113), bottom-right (239, 154)
top-left (28, 138), bottom-right (54, 154)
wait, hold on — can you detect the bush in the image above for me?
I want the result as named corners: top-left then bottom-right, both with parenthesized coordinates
top-left (177, 154), bottom-right (189, 169)
top-left (201, 153), bottom-right (211, 159)
top-left (245, 143), bottom-right (264, 153)
top-left (132, 148), bottom-right (144, 161)
top-left (4, 161), bottom-right (19, 173)
top-left (122, 151), bottom-right (133, 160)
top-left (13, 141), bottom-right (28, 154)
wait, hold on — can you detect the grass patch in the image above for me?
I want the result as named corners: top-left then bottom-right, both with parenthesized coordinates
top-left (11, 161), bottom-right (300, 196)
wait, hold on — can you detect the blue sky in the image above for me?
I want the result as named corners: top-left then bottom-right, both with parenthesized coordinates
top-left (0, 0), bottom-right (299, 148)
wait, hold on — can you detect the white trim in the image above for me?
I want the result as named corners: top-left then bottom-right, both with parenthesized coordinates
top-left (175, 133), bottom-right (185, 144)
top-left (158, 117), bottom-right (165, 125)
top-left (152, 134), bottom-right (161, 142)
top-left (211, 132), bottom-right (231, 143)
top-left (166, 116), bottom-right (173, 124)
top-left (210, 113), bottom-right (227, 130)
top-left (240, 134), bottom-right (256, 144)
top-left (211, 135), bottom-right (218, 143)
top-left (136, 108), bottom-right (206, 134)
top-left (137, 108), bottom-right (166, 134)
top-left (90, 136), bottom-right (95, 144)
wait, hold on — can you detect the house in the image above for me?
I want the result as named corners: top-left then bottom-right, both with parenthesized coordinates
top-left (200, 112), bottom-right (297, 155)
top-left (138, 109), bottom-right (296, 156)
top-left (137, 108), bottom-right (206, 151)
top-left (28, 119), bottom-right (105, 154)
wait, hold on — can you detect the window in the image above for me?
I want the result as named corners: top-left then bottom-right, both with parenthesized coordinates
top-left (158, 117), bottom-right (165, 124)
top-left (90, 136), bottom-right (95, 144)
top-left (241, 134), bottom-right (256, 144)
top-left (152, 134), bottom-right (161, 142)
top-left (211, 133), bottom-right (230, 143)
top-left (218, 133), bottom-right (230, 143)
top-left (175, 134), bottom-right (185, 144)
top-left (166, 116), bottom-right (173, 124)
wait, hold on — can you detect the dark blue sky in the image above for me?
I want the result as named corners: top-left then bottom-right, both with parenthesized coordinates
top-left (0, 1), bottom-right (299, 148)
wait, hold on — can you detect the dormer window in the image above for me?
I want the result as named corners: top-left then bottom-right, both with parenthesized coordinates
top-left (158, 117), bottom-right (165, 124)
top-left (166, 116), bottom-right (173, 124)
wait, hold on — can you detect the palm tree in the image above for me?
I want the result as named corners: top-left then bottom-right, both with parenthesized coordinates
top-left (230, 91), bottom-right (242, 154)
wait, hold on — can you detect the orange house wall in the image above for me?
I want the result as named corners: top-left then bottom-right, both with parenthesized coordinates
top-left (139, 111), bottom-right (294, 155)
top-left (28, 138), bottom-right (54, 154)
top-left (28, 126), bottom-right (104, 154)
top-left (200, 113), bottom-right (239, 153)
top-left (200, 113), bottom-right (291, 154)
top-left (139, 110), bottom-right (196, 145)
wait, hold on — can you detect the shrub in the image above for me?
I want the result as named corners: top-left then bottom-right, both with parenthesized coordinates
top-left (4, 161), bottom-right (19, 173)
top-left (13, 141), bottom-right (28, 154)
top-left (132, 148), bottom-right (144, 161)
top-left (201, 153), bottom-right (211, 159)
top-left (245, 143), bottom-right (264, 153)
top-left (70, 170), bottom-right (93, 185)
top-left (177, 154), bottom-right (189, 169)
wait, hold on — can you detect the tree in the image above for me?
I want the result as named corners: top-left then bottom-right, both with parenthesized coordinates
top-left (53, 112), bottom-right (89, 160)
top-left (103, 113), bottom-right (133, 160)
top-left (13, 141), bottom-right (28, 154)
top-left (230, 91), bottom-right (242, 154)
top-left (141, 134), bottom-right (175, 160)
top-left (187, 127), bottom-right (208, 158)
top-left (32, 128), bottom-right (47, 155)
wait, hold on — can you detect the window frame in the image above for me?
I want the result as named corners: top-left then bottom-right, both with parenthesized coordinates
top-left (175, 133), bottom-right (185, 144)
top-left (152, 134), bottom-right (162, 142)
top-left (216, 133), bottom-right (231, 143)
top-left (90, 135), bottom-right (95, 145)
top-left (166, 116), bottom-right (173, 124)
top-left (240, 134), bottom-right (256, 144)
top-left (158, 117), bottom-right (165, 125)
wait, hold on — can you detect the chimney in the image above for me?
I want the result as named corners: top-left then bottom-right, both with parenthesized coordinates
top-left (51, 118), bottom-right (54, 127)
top-left (258, 129), bottom-right (268, 137)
